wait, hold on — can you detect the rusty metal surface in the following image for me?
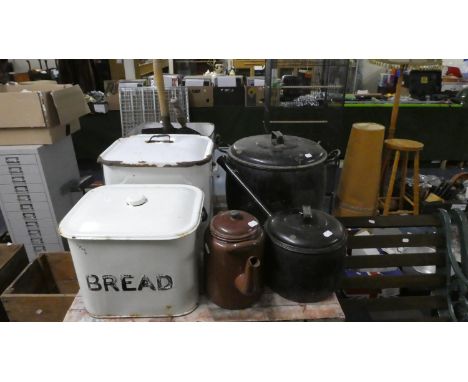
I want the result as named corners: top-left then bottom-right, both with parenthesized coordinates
top-left (98, 153), bottom-right (213, 168)
top-left (63, 290), bottom-right (345, 322)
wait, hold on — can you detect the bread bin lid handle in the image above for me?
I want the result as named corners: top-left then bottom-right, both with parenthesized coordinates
top-left (126, 194), bottom-right (148, 207)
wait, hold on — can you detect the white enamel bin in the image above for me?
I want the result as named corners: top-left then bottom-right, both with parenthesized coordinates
top-left (97, 134), bottom-right (214, 220)
top-left (59, 184), bottom-right (204, 318)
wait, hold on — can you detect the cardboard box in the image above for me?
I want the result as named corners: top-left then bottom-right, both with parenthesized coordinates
top-left (89, 102), bottom-right (109, 114)
top-left (188, 86), bottom-right (214, 107)
top-left (106, 94), bottom-right (120, 110)
top-left (245, 86), bottom-right (264, 107)
top-left (103, 80), bottom-right (120, 111)
top-left (214, 86), bottom-right (245, 106)
top-left (0, 83), bottom-right (89, 145)
top-left (19, 80), bottom-right (58, 86)
top-left (0, 120), bottom-right (80, 145)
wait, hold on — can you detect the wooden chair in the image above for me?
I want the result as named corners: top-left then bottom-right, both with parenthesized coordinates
top-left (379, 139), bottom-right (424, 215)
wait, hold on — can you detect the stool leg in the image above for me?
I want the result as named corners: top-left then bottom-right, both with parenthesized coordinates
top-left (380, 149), bottom-right (390, 197)
top-left (399, 151), bottom-right (409, 210)
top-left (413, 151), bottom-right (420, 215)
top-left (383, 150), bottom-right (400, 215)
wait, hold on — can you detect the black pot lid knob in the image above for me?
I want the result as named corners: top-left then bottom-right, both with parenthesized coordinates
top-left (302, 205), bottom-right (314, 224)
top-left (271, 131), bottom-right (285, 146)
top-left (265, 208), bottom-right (347, 254)
top-left (229, 210), bottom-right (243, 220)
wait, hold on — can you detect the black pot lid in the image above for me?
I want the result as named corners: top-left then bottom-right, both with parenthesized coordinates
top-left (265, 206), bottom-right (346, 254)
top-left (228, 131), bottom-right (328, 170)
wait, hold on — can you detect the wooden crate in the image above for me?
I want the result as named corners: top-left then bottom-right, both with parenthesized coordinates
top-left (0, 244), bottom-right (29, 321)
top-left (1, 252), bottom-right (78, 322)
top-left (337, 215), bottom-right (449, 321)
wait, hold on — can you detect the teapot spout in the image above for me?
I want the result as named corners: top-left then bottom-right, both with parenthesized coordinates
top-left (235, 256), bottom-right (261, 296)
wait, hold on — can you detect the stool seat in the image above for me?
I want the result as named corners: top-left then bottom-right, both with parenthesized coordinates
top-left (384, 139), bottom-right (424, 152)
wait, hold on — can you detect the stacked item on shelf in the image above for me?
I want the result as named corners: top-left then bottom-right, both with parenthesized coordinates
top-left (182, 75), bottom-right (214, 108)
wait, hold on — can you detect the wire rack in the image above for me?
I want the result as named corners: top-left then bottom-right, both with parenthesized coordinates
top-left (119, 86), bottom-right (190, 137)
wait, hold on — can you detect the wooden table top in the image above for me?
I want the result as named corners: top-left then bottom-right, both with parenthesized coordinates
top-left (63, 290), bottom-right (345, 322)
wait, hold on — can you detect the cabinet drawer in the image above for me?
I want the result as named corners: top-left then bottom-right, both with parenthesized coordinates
top-left (24, 242), bottom-right (64, 259)
top-left (8, 217), bottom-right (58, 239)
top-left (0, 192), bottom-right (48, 204)
top-left (0, 172), bottom-right (43, 185)
top-left (15, 234), bottom-right (60, 246)
top-left (7, 209), bottom-right (53, 221)
top-left (0, 154), bottom-right (37, 166)
top-left (0, 164), bottom-right (40, 176)
top-left (0, 183), bottom-right (46, 194)
top-left (3, 201), bottom-right (52, 213)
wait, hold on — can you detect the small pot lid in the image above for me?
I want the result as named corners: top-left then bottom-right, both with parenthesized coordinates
top-left (227, 131), bottom-right (327, 170)
top-left (210, 210), bottom-right (261, 242)
top-left (265, 206), bottom-right (346, 254)
top-left (59, 184), bottom-right (204, 241)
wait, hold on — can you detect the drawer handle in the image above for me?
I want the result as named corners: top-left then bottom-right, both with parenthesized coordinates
top-left (17, 195), bottom-right (31, 202)
top-left (14, 185), bottom-right (28, 193)
top-left (5, 157), bottom-right (20, 164)
top-left (25, 221), bottom-right (39, 229)
top-left (12, 176), bottom-right (25, 183)
top-left (20, 203), bottom-right (34, 211)
top-left (23, 212), bottom-right (36, 220)
top-left (8, 167), bottom-right (23, 174)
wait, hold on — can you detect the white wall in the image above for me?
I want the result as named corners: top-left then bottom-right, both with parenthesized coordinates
top-left (123, 59), bottom-right (136, 79)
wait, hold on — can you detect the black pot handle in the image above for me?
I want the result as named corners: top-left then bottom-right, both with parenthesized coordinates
top-left (271, 131), bottom-right (285, 145)
top-left (145, 134), bottom-right (174, 143)
top-left (326, 148), bottom-right (341, 165)
top-left (201, 207), bottom-right (208, 222)
top-left (302, 205), bottom-right (314, 224)
top-left (216, 156), bottom-right (272, 218)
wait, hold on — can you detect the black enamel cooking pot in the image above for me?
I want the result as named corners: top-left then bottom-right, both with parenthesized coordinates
top-left (224, 131), bottom-right (340, 224)
top-left (217, 156), bottom-right (347, 303)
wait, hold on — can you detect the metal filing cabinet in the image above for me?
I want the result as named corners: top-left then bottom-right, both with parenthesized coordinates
top-left (0, 136), bottom-right (81, 260)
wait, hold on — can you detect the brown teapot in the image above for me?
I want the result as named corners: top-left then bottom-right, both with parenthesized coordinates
top-left (205, 210), bottom-right (264, 309)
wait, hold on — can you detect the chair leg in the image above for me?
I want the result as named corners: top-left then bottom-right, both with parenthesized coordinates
top-left (380, 149), bottom-right (390, 197)
top-left (398, 151), bottom-right (409, 210)
top-left (383, 150), bottom-right (400, 215)
top-left (413, 151), bottom-right (420, 215)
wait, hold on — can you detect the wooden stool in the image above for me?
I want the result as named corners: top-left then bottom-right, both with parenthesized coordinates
top-left (379, 138), bottom-right (424, 215)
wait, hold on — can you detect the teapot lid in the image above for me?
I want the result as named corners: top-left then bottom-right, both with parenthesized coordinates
top-left (210, 210), bottom-right (262, 242)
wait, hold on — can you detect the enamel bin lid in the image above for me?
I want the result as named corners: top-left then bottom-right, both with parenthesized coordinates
top-left (97, 134), bottom-right (214, 167)
top-left (59, 184), bottom-right (204, 240)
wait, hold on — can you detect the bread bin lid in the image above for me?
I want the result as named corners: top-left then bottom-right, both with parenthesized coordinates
top-left (210, 210), bottom-right (261, 242)
top-left (227, 131), bottom-right (327, 170)
top-left (59, 184), bottom-right (204, 240)
top-left (265, 206), bottom-right (346, 254)
top-left (98, 134), bottom-right (214, 167)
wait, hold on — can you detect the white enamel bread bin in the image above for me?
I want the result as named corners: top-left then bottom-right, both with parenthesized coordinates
top-left (59, 184), bottom-right (204, 318)
top-left (97, 134), bottom-right (214, 220)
